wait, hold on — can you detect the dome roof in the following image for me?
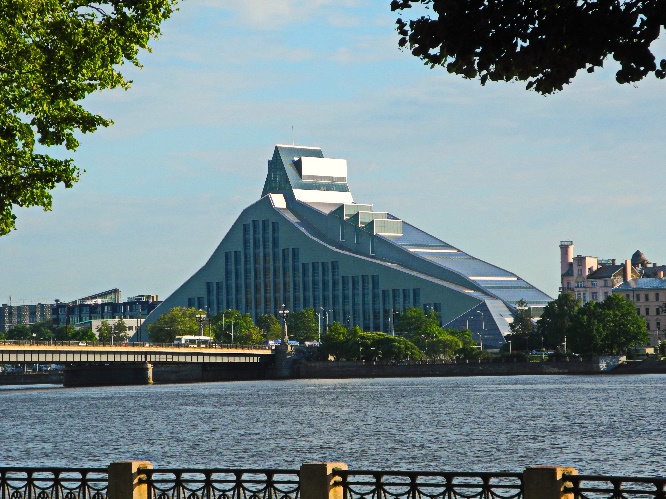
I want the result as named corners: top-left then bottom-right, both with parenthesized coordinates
top-left (631, 250), bottom-right (650, 266)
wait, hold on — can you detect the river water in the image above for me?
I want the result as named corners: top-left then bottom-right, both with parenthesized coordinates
top-left (1, 375), bottom-right (664, 476)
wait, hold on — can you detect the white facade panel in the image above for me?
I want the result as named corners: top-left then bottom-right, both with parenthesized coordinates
top-left (299, 157), bottom-right (347, 179)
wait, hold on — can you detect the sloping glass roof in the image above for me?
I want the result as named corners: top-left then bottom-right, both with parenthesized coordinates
top-left (383, 220), bottom-right (552, 304)
top-left (264, 144), bottom-right (552, 309)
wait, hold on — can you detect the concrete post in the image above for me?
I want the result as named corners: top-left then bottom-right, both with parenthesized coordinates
top-left (524, 466), bottom-right (578, 499)
top-left (300, 462), bottom-right (348, 499)
top-left (108, 461), bottom-right (153, 499)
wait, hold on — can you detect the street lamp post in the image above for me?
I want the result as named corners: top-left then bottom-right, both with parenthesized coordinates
top-left (315, 311), bottom-right (321, 343)
top-left (223, 311), bottom-right (235, 345)
top-left (278, 304), bottom-right (290, 347)
top-left (136, 304), bottom-right (141, 344)
top-left (320, 307), bottom-right (330, 339)
top-left (389, 309), bottom-right (394, 336)
top-left (476, 311), bottom-right (484, 350)
top-left (421, 334), bottom-right (428, 360)
top-left (196, 312), bottom-right (206, 345)
top-left (138, 303), bottom-right (143, 343)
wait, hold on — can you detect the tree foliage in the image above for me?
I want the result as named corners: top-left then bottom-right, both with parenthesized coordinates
top-left (147, 306), bottom-right (199, 344)
top-left (394, 306), bottom-right (441, 338)
top-left (210, 309), bottom-right (260, 345)
top-left (320, 323), bottom-right (423, 362)
top-left (0, 0), bottom-right (178, 235)
top-left (5, 321), bottom-right (56, 341)
top-left (256, 313), bottom-right (282, 340)
top-left (391, 0), bottom-right (666, 94)
top-left (394, 307), bottom-right (477, 360)
top-left (287, 308), bottom-right (319, 343)
top-left (537, 292), bottom-right (580, 350)
top-left (113, 318), bottom-right (129, 343)
top-left (96, 320), bottom-right (114, 343)
top-left (505, 300), bottom-right (538, 351)
top-left (568, 294), bottom-right (648, 355)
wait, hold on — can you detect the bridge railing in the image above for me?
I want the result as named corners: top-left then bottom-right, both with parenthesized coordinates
top-left (2, 463), bottom-right (666, 499)
top-left (0, 340), bottom-right (271, 350)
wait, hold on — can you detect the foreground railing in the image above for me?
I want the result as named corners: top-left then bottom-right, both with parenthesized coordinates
top-left (563, 474), bottom-right (666, 499)
top-left (2, 463), bottom-right (666, 499)
top-left (142, 469), bottom-right (300, 499)
top-left (0, 468), bottom-right (108, 499)
top-left (334, 470), bottom-right (523, 499)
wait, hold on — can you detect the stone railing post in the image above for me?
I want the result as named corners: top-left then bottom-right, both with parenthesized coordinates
top-left (108, 461), bottom-right (153, 499)
top-left (300, 462), bottom-right (348, 499)
top-left (524, 466), bottom-right (578, 499)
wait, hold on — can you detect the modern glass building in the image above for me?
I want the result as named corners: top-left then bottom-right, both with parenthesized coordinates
top-left (141, 145), bottom-right (552, 347)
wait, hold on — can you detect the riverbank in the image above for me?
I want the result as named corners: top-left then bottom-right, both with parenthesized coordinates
top-left (292, 356), bottom-right (614, 379)
top-left (1, 356), bottom-right (664, 386)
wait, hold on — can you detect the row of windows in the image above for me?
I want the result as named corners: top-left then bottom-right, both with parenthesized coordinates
top-left (576, 292), bottom-right (610, 303)
top-left (643, 319), bottom-right (661, 331)
top-left (636, 307), bottom-right (662, 316)
top-left (187, 219), bottom-right (428, 332)
top-left (629, 292), bottom-right (661, 302)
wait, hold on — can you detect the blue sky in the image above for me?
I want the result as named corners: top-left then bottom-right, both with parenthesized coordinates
top-left (2, 1), bottom-right (665, 306)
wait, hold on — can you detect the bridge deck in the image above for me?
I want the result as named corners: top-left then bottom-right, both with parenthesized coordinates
top-left (0, 345), bottom-right (273, 364)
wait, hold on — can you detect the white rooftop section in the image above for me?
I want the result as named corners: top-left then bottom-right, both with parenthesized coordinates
top-left (295, 157), bottom-right (348, 182)
top-left (292, 189), bottom-right (354, 205)
top-left (268, 193), bottom-right (287, 209)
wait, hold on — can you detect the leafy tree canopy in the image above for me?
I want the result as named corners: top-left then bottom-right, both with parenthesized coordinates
top-left (568, 294), bottom-right (648, 355)
top-left (0, 0), bottom-right (178, 235)
top-left (5, 324), bottom-right (31, 340)
top-left (210, 309), bottom-right (258, 344)
top-left (394, 306), bottom-right (441, 339)
top-left (256, 314), bottom-right (282, 340)
top-left (509, 300), bottom-right (536, 337)
top-left (319, 321), bottom-right (349, 360)
top-left (113, 318), bottom-right (129, 342)
top-left (5, 321), bottom-right (56, 341)
top-left (287, 308), bottom-right (319, 343)
top-left (96, 320), bottom-right (114, 343)
top-left (391, 0), bottom-right (666, 94)
top-left (69, 327), bottom-right (97, 343)
top-left (320, 322), bottom-right (422, 362)
top-left (147, 306), bottom-right (199, 344)
top-left (537, 292), bottom-right (580, 350)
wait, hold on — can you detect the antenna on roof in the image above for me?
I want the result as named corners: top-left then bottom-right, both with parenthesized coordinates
top-left (292, 126), bottom-right (294, 146)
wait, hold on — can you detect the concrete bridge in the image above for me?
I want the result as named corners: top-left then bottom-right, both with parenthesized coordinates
top-left (0, 344), bottom-right (273, 364)
top-left (0, 344), bottom-right (275, 386)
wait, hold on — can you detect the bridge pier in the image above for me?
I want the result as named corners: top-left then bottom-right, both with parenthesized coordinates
top-left (274, 343), bottom-right (295, 379)
top-left (63, 362), bottom-right (153, 387)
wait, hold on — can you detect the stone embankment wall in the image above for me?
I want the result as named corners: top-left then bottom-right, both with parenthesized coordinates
top-left (0, 371), bottom-right (63, 385)
top-left (293, 358), bottom-right (608, 379)
top-left (153, 361), bottom-right (272, 384)
top-left (610, 356), bottom-right (666, 374)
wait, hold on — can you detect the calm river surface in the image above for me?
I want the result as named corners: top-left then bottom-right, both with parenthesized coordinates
top-left (1, 375), bottom-right (664, 475)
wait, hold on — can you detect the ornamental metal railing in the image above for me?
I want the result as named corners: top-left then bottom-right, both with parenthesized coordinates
top-left (142, 469), bottom-right (300, 499)
top-left (563, 474), bottom-right (666, 499)
top-left (333, 470), bottom-right (523, 499)
top-left (0, 468), bottom-right (108, 499)
top-left (3, 466), bottom-right (666, 499)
